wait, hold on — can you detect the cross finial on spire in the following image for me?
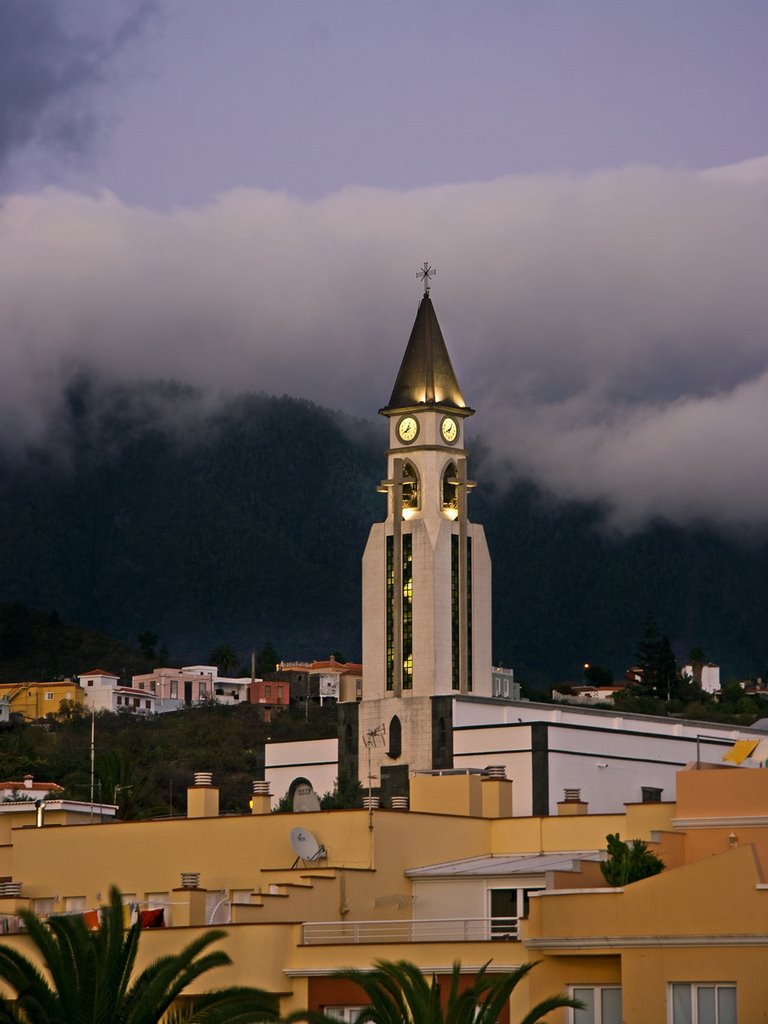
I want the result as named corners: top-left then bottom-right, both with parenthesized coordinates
top-left (417, 261), bottom-right (436, 295)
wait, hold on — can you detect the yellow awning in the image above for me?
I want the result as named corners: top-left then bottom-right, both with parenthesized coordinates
top-left (722, 739), bottom-right (759, 765)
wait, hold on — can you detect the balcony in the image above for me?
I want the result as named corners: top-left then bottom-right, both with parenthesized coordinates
top-left (302, 917), bottom-right (519, 945)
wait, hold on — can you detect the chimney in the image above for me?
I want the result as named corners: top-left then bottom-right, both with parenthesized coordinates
top-left (187, 772), bottom-right (220, 818)
top-left (173, 874), bottom-right (207, 926)
top-left (557, 787), bottom-right (589, 816)
top-left (481, 766), bottom-right (513, 818)
top-left (250, 780), bottom-right (271, 815)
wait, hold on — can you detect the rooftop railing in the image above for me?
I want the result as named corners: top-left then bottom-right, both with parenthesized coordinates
top-left (302, 916), bottom-right (519, 945)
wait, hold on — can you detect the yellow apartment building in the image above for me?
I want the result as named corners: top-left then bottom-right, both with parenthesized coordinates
top-left (0, 763), bottom-right (764, 1023)
top-left (0, 679), bottom-right (84, 721)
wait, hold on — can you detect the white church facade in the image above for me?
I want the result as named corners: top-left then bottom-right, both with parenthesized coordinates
top-left (265, 277), bottom-right (765, 811)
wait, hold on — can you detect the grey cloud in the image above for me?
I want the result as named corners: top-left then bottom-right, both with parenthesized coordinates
top-left (0, 2), bottom-right (155, 175)
top-left (1, 160), bottom-right (768, 530)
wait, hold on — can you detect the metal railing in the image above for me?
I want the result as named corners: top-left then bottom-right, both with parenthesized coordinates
top-left (302, 916), bottom-right (519, 945)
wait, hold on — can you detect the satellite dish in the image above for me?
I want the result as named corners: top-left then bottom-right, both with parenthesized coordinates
top-left (292, 783), bottom-right (321, 812)
top-left (290, 827), bottom-right (327, 866)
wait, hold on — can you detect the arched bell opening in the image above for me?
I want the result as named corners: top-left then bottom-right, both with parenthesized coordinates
top-left (442, 461), bottom-right (459, 518)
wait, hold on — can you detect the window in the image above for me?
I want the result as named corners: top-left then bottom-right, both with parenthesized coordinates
top-left (488, 887), bottom-right (543, 937)
top-left (642, 786), bottom-right (663, 803)
top-left (206, 889), bottom-right (227, 924)
top-left (138, 681), bottom-right (145, 690)
top-left (402, 534), bottom-right (413, 688)
top-left (232, 889), bottom-right (253, 905)
top-left (170, 680), bottom-right (178, 698)
top-left (146, 892), bottom-right (170, 926)
top-left (45, 692), bottom-right (54, 701)
top-left (117, 696), bottom-right (122, 705)
top-left (386, 535), bottom-right (395, 690)
top-left (32, 898), bottom-right (55, 918)
top-left (277, 685), bottom-right (283, 701)
top-left (670, 983), bottom-right (736, 1024)
top-left (324, 1008), bottom-right (366, 1024)
top-left (387, 715), bottom-right (402, 759)
top-left (64, 896), bottom-right (86, 914)
top-left (145, 700), bottom-right (150, 709)
top-left (571, 987), bottom-right (622, 1024)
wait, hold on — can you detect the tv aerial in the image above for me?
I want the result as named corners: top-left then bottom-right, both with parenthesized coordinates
top-left (290, 827), bottom-right (327, 868)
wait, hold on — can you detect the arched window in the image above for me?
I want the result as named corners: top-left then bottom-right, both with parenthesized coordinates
top-left (387, 715), bottom-right (402, 759)
top-left (442, 462), bottom-right (458, 513)
top-left (402, 462), bottom-right (420, 512)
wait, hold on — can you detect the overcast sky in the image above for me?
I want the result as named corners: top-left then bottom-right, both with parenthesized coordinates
top-left (2, 1), bottom-right (768, 530)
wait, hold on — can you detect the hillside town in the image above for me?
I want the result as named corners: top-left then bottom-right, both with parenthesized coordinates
top-left (0, 281), bottom-right (766, 1024)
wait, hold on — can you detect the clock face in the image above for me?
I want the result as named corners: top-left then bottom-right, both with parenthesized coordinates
top-left (397, 416), bottom-right (419, 444)
top-left (441, 416), bottom-right (458, 444)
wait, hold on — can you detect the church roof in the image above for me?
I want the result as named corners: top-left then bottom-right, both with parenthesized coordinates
top-left (381, 293), bottom-right (471, 414)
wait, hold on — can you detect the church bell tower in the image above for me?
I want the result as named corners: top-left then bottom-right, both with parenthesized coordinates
top-left (357, 266), bottom-right (492, 791)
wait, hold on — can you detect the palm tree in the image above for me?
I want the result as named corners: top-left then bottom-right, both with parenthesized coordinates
top-left (0, 886), bottom-right (278, 1023)
top-left (209, 643), bottom-right (239, 677)
top-left (307, 959), bottom-right (581, 1024)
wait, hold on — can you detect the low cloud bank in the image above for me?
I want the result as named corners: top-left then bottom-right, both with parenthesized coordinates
top-left (2, 158), bottom-right (768, 529)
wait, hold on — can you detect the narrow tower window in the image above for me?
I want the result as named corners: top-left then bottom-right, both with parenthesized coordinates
top-left (386, 536), bottom-right (395, 690)
top-left (387, 715), bottom-right (402, 759)
top-left (402, 534), bottom-right (413, 689)
top-left (451, 535), bottom-right (459, 690)
top-left (450, 534), bottom-right (473, 691)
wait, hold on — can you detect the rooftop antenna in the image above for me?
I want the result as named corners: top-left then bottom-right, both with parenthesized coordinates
top-left (364, 724), bottom-right (386, 830)
top-left (417, 261), bottom-right (436, 295)
top-left (89, 709), bottom-right (95, 821)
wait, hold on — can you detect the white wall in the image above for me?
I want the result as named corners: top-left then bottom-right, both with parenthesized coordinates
top-left (452, 698), bottom-right (761, 815)
top-left (265, 737), bottom-right (339, 807)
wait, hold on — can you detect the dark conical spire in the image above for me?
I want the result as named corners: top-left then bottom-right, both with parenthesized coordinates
top-left (381, 293), bottom-right (471, 413)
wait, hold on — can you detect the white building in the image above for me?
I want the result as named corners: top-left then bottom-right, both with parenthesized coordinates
top-left (682, 661), bottom-right (721, 694)
top-left (132, 665), bottom-right (249, 712)
top-left (79, 670), bottom-right (156, 715)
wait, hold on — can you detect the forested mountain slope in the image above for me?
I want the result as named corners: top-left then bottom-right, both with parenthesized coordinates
top-left (0, 376), bottom-right (765, 684)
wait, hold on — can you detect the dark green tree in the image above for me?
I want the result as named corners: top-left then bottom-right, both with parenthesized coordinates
top-left (0, 885), bottom-right (279, 1023)
top-left (320, 771), bottom-right (364, 809)
top-left (600, 833), bottom-right (665, 886)
top-left (658, 635), bottom-right (678, 701)
top-left (256, 642), bottom-right (280, 677)
top-left (634, 615), bottom-right (663, 696)
top-left (634, 617), bottom-right (678, 700)
top-left (137, 631), bottom-right (159, 660)
top-left (311, 958), bottom-right (580, 1024)
top-left (209, 643), bottom-right (239, 676)
top-left (583, 664), bottom-right (613, 686)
